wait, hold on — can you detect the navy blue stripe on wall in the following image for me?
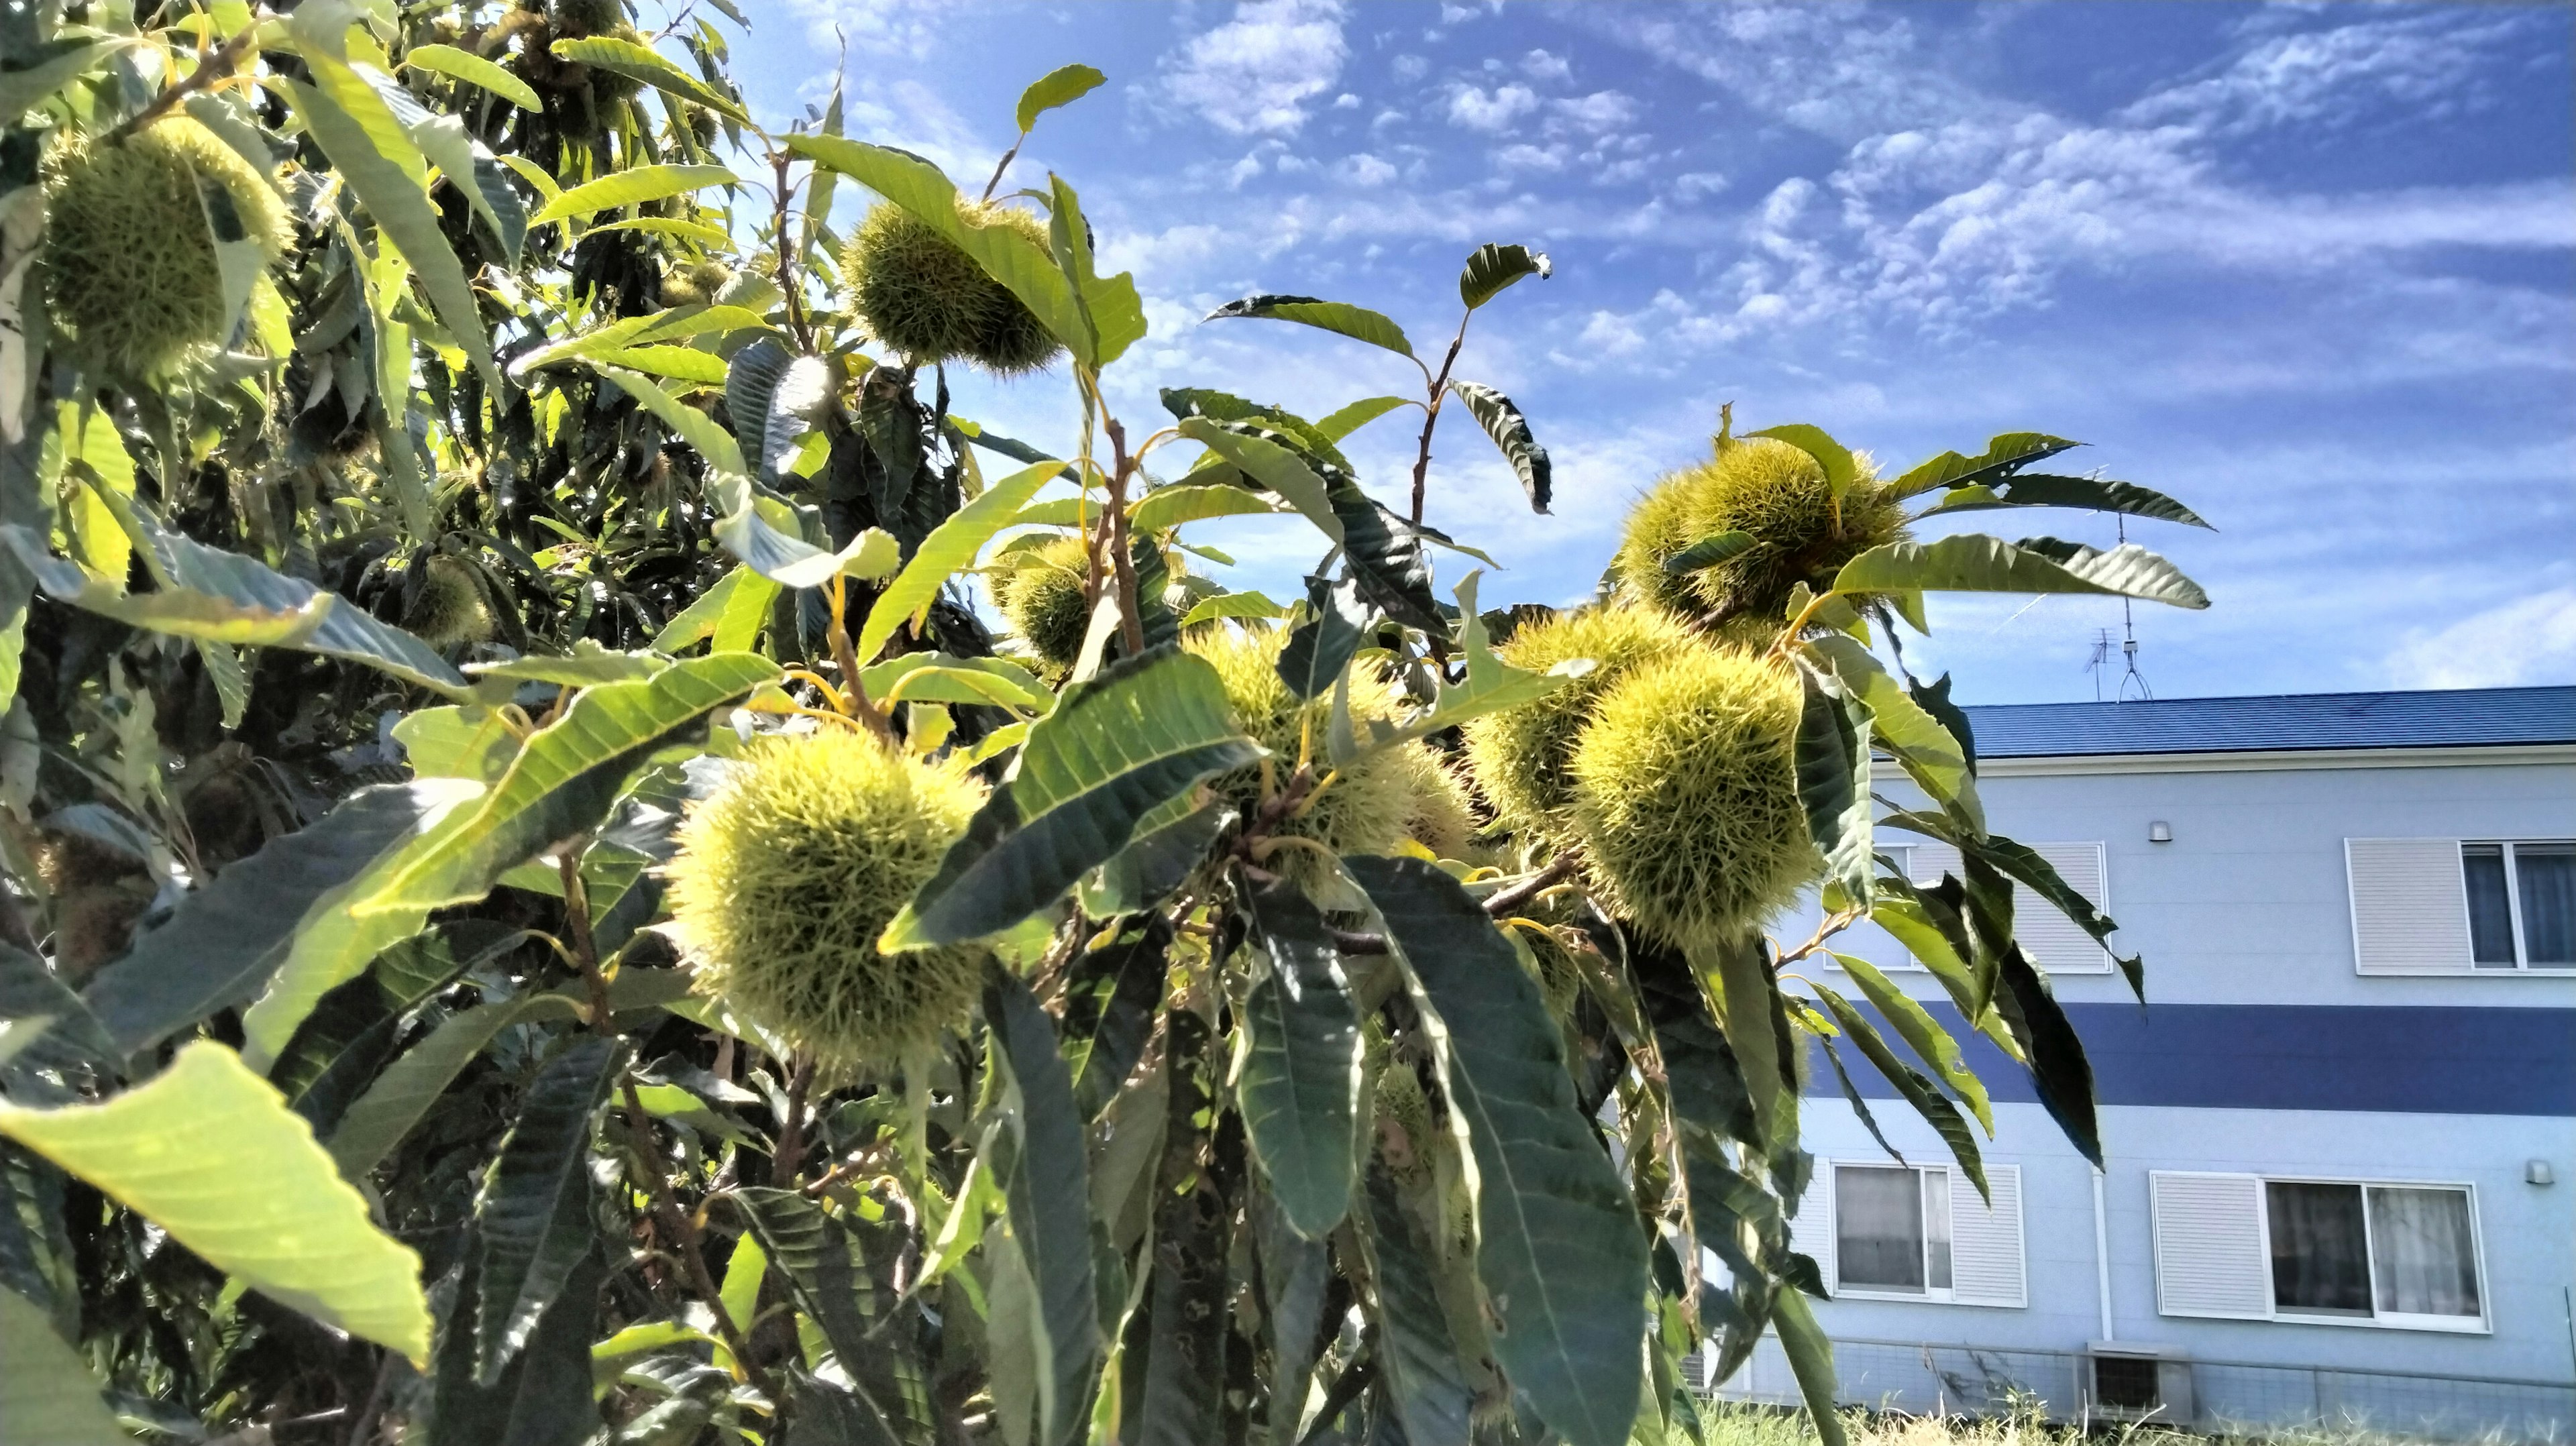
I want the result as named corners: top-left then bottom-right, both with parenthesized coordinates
top-left (1804, 1004), bottom-right (2575, 1117)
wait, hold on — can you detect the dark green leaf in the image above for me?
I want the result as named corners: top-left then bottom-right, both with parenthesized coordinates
top-left (885, 646), bottom-right (1261, 948)
top-left (0, 945), bottom-right (114, 1086)
top-left (547, 36), bottom-right (749, 123)
top-left (1812, 985), bottom-right (1987, 1203)
top-left (0, 519), bottom-right (468, 697)
top-left (1238, 877), bottom-right (1361, 1238)
top-left (1811, 1031), bottom-right (1905, 1167)
top-left (1254, 1192), bottom-right (1332, 1446)
top-left (1662, 530), bottom-right (1754, 575)
top-left (1275, 573), bottom-right (1368, 702)
top-left (983, 965), bottom-right (1099, 1446)
top-left (1888, 433), bottom-right (2081, 500)
top-left (425, 1241), bottom-right (604, 1446)
top-left (1016, 63), bottom-right (1106, 131)
top-left (1916, 474), bottom-right (2210, 529)
top-left (0, 1286), bottom-right (122, 1446)
top-left (1346, 858), bottom-right (1645, 1446)
top-left (474, 1037), bottom-right (617, 1384)
top-left (786, 1370), bottom-right (903, 1446)
top-left (735, 1188), bottom-right (931, 1437)
top-left (1356, 1163), bottom-right (1477, 1446)
top-left (82, 781), bottom-right (461, 1055)
top-left (1827, 953), bottom-right (1990, 1134)
top-left (1631, 940), bottom-right (1759, 1149)
top-left (1204, 294), bottom-right (1413, 358)
top-left (1793, 666), bottom-right (1872, 911)
top-left (1833, 535), bottom-right (2209, 609)
top-left (1446, 380), bottom-right (1550, 513)
top-left (1458, 243), bottom-right (1550, 310)
top-left (1768, 1288), bottom-right (1847, 1446)
top-left (1062, 918), bottom-right (1172, 1120)
top-left (1082, 800), bottom-right (1227, 917)
top-left (1996, 945), bottom-right (2102, 1167)
top-left (1977, 833), bottom-right (2144, 1001)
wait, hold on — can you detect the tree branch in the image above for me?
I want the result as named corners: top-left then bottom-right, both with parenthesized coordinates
top-left (1407, 314), bottom-right (1471, 525)
top-left (107, 19), bottom-right (262, 146)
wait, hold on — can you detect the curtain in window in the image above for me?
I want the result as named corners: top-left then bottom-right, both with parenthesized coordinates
top-left (1835, 1166), bottom-right (1925, 1290)
top-left (2463, 845), bottom-right (2518, 966)
top-left (2369, 1187), bottom-right (2482, 1318)
top-left (2514, 844), bottom-right (2575, 966)
top-left (2266, 1182), bottom-right (2371, 1315)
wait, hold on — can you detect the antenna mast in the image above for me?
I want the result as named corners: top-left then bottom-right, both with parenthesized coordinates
top-left (2082, 516), bottom-right (2154, 702)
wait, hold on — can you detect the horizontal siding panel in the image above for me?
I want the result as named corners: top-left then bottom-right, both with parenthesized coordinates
top-left (2346, 838), bottom-right (2470, 973)
top-left (2151, 1172), bottom-right (2269, 1319)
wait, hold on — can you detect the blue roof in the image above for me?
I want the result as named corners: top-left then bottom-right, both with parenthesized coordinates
top-left (1957, 685), bottom-right (2576, 759)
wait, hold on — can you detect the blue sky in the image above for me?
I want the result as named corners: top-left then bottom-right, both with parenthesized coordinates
top-left (724, 1), bottom-right (2574, 706)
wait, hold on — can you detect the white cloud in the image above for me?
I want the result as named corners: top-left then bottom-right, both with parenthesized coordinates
top-left (1346, 152), bottom-right (1399, 186)
top-left (1672, 170), bottom-right (1729, 201)
top-left (1446, 82), bottom-right (1538, 132)
top-left (1521, 48), bottom-right (1572, 83)
top-left (1550, 90), bottom-right (1638, 132)
top-left (1156, 0), bottom-right (1350, 137)
top-left (2123, 11), bottom-right (2532, 136)
top-left (2385, 588), bottom-right (2576, 688)
top-left (1391, 54), bottom-right (1428, 81)
top-left (782, 0), bottom-right (942, 58)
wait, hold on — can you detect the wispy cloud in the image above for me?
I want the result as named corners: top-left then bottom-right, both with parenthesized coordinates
top-left (1152, 0), bottom-right (1351, 137)
top-left (2385, 587), bottom-right (2576, 689)
top-left (2123, 9), bottom-right (2536, 135)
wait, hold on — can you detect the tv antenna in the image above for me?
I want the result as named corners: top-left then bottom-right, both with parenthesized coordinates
top-left (2082, 516), bottom-right (2152, 702)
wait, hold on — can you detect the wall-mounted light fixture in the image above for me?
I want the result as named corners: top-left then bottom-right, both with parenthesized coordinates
top-left (2529, 1160), bottom-right (2555, 1186)
top-left (2148, 821), bottom-right (2174, 844)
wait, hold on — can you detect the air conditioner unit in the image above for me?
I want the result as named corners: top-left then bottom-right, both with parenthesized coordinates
top-left (2084, 1341), bottom-right (2192, 1425)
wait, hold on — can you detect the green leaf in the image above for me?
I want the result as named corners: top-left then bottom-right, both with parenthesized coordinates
top-left (790, 135), bottom-right (1134, 369)
top-left (1203, 294), bottom-right (1413, 358)
top-left (1316, 395), bottom-right (1413, 441)
top-left (1275, 573), bottom-right (1367, 702)
top-left (1888, 432), bottom-right (2081, 500)
top-left (1768, 1284), bottom-right (1847, 1446)
top-left (724, 337), bottom-right (820, 486)
top-left (1061, 919), bottom-right (1171, 1120)
top-left (1794, 665), bottom-right (1873, 911)
top-left (0, 37), bottom-right (125, 123)
top-left (402, 42), bottom-right (541, 110)
top-left (1238, 877), bottom-right (1361, 1238)
top-left (1832, 535), bottom-right (2209, 609)
top-left (1631, 940), bottom-right (1760, 1149)
top-left (1811, 983), bottom-right (1986, 1203)
top-left (1374, 569), bottom-right (1580, 748)
top-left (1356, 1162), bottom-right (1478, 1446)
top-left (1128, 483), bottom-right (1279, 533)
top-left (1798, 634), bottom-right (1978, 829)
top-left (1042, 172), bottom-right (1149, 369)
top-left (0, 519), bottom-right (470, 698)
top-left (281, 36), bottom-right (500, 395)
top-left (1174, 418), bottom-right (1340, 544)
top-left (0, 944), bottom-right (115, 1084)
top-left (983, 965), bottom-right (1100, 1446)
top-left (531, 162), bottom-right (739, 225)
top-left (81, 781), bottom-right (474, 1055)
top-left (1705, 933), bottom-right (1787, 1147)
top-left (1346, 857), bottom-right (1646, 1446)
top-left (1254, 1196), bottom-right (1332, 1446)
top-left (1662, 530), bottom-right (1755, 575)
top-left (1178, 590), bottom-right (1285, 628)
top-left (863, 651), bottom-right (1052, 715)
top-left (474, 1037), bottom-right (619, 1384)
top-left (517, 304), bottom-right (770, 376)
top-left (1748, 424), bottom-right (1857, 502)
top-left (1915, 473), bottom-right (2210, 529)
top-left (1459, 242), bottom-right (1551, 309)
top-left (0, 1287), bottom-right (124, 1446)
top-left (883, 646), bottom-right (1261, 949)
top-left (468, 641), bottom-right (666, 688)
top-left (859, 459), bottom-right (1065, 663)
top-left (425, 1236), bottom-right (604, 1446)
top-left (1016, 62), bottom-right (1106, 131)
top-left (0, 1040), bottom-right (430, 1361)
top-left (1976, 832), bottom-right (2144, 1000)
top-left (1828, 953), bottom-right (1990, 1135)
top-left (1447, 380), bottom-right (1550, 513)
top-left (1996, 944), bottom-right (2102, 1167)
top-left (548, 34), bottom-right (750, 123)
top-left (735, 1188), bottom-right (932, 1435)
top-left (653, 563), bottom-right (780, 655)
top-left (786, 1372), bottom-right (905, 1446)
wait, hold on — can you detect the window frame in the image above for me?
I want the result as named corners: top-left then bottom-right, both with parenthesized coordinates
top-left (1827, 1160), bottom-right (1957, 1304)
top-left (2255, 1174), bottom-right (2490, 1334)
top-left (2459, 838), bottom-right (2576, 972)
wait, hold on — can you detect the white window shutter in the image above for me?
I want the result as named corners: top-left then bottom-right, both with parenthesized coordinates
top-left (1948, 1166), bottom-right (2025, 1306)
top-left (2345, 839), bottom-right (2471, 973)
top-left (1906, 843), bottom-right (2111, 973)
top-left (1794, 1164), bottom-right (1836, 1294)
top-left (2151, 1172), bottom-right (2270, 1319)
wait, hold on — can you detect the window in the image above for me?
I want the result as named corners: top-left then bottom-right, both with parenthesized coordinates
top-left (1817, 1162), bottom-right (2023, 1306)
top-left (2463, 842), bottom-right (2575, 968)
top-left (2346, 838), bottom-right (2576, 973)
top-left (2153, 1171), bottom-right (2485, 1331)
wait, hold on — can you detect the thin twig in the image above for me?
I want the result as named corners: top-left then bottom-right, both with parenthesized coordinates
top-left (1328, 926), bottom-right (1389, 956)
top-left (827, 575), bottom-right (899, 746)
top-left (1102, 410), bottom-right (1146, 655)
top-left (341, 1353), bottom-right (393, 1446)
top-left (1407, 314), bottom-right (1472, 525)
top-left (770, 150), bottom-right (814, 352)
top-left (768, 1057), bottom-right (815, 1187)
top-left (106, 19), bottom-right (262, 145)
top-left (979, 131), bottom-right (1029, 204)
top-left (1479, 854), bottom-right (1577, 919)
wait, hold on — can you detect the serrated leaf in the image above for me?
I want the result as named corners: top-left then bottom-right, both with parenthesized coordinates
top-left (652, 563), bottom-right (779, 655)
top-left (1062, 919), bottom-right (1171, 1119)
top-left (1346, 857), bottom-right (1645, 1446)
top-left (0, 36), bottom-right (125, 123)
top-left (467, 642), bottom-right (664, 687)
top-left (81, 780), bottom-right (473, 1056)
top-left (1175, 418), bottom-right (1340, 545)
top-left (402, 42), bottom-right (541, 109)
top-left (1275, 573), bottom-right (1367, 702)
top-left (1829, 952), bottom-right (1990, 1133)
top-left (1204, 294), bottom-right (1413, 357)
top-left (1377, 569), bottom-right (1580, 746)
top-left (859, 457), bottom-right (1063, 661)
top-left (549, 34), bottom-right (750, 123)
top-left (884, 646), bottom-right (1262, 948)
top-left (1178, 590), bottom-right (1285, 628)
top-left (1749, 424), bottom-right (1858, 502)
top-left (474, 1036), bottom-right (618, 1383)
top-left (1631, 939), bottom-right (1759, 1150)
top-left (425, 1236), bottom-right (604, 1446)
top-left (1459, 242), bottom-right (1550, 309)
top-left (1832, 535), bottom-right (2208, 609)
top-left (0, 1040), bottom-right (429, 1361)
top-left (1662, 530), bottom-right (1754, 575)
top-left (1238, 877), bottom-right (1360, 1238)
top-left (1976, 832), bottom-right (2144, 999)
top-left (0, 1287), bottom-right (124, 1446)
top-left (1316, 394), bottom-right (1413, 441)
top-left (1915, 473), bottom-right (2211, 529)
top-left (1888, 432), bottom-right (2081, 500)
top-left (531, 162), bottom-right (739, 225)
top-left (1813, 983), bottom-right (1986, 1201)
top-left (1128, 483), bottom-right (1279, 533)
top-left (1768, 1286), bottom-right (1847, 1446)
top-left (0, 946), bottom-right (115, 1087)
top-left (1016, 62), bottom-right (1105, 131)
top-left (1798, 633), bottom-right (1978, 828)
top-left (1793, 665), bottom-right (1872, 910)
top-left (1448, 379), bottom-right (1550, 513)
top-left (1356, 1162), bottom-right (1477, 1446)
top-left (517, 304), bottom-right (769, 376)
top-left (733, 1187), bottom-right (932, 1436)
top-left (984, 965), bottom-right (1099, 1446)
top-left (1996, 944), bottom-right (2102, 1167)
top-left (0, 519), bottom-right (469, 696)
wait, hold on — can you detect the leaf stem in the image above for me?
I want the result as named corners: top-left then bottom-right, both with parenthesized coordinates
top-left (979, 130), bottom-right (1030, 204)
top-left (1101, 405), bottom-right (1146, 655)
top-left (1407, 312), bottom-right (1472, 525)
top-left (1478, 854), bottom-right (1577, 917)
top-left (769, 149), bottom-right (815, 353)
top-left (106, 17), bottom-right (263, 145)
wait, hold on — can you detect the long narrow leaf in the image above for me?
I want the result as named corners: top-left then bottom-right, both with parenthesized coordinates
top-left (859, 459), bottom-right (1064, 662)
top-left (1238, 877), bottom-right (1361, 1239)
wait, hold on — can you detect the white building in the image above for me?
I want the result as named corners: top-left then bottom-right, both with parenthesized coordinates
top-left (1721, 685), bottom-right (2576, 1441)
